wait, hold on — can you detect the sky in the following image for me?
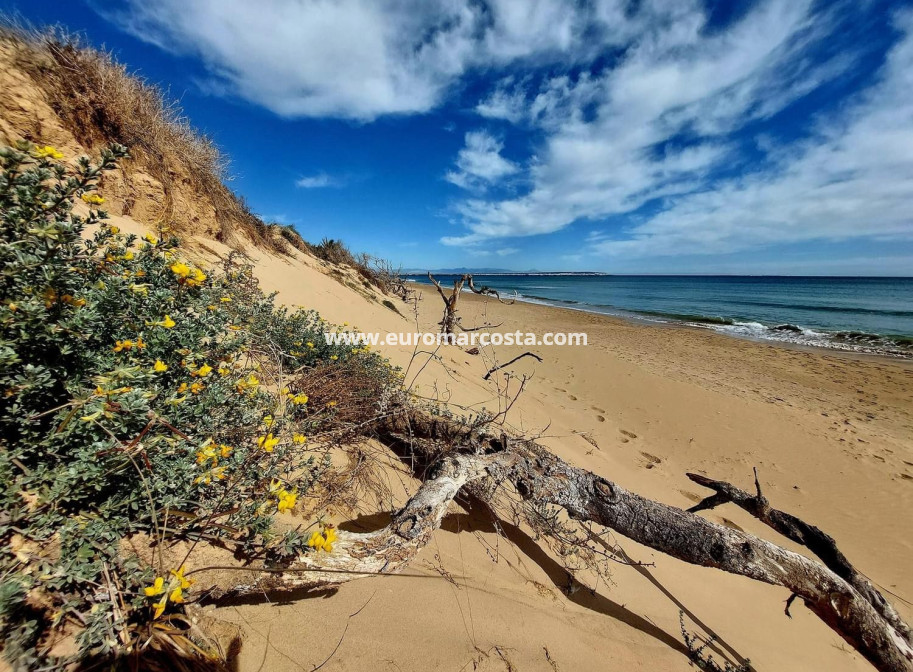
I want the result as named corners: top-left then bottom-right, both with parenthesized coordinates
top-left (3, 0), bottom-right (913, 275)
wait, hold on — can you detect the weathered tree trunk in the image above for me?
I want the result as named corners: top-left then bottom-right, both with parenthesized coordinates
top-left (427, 273), bottom-right (516, 334)
top-left (428, 272), bottom-right (465, 334)
top-left (205, 411), bottom-right (912, 672)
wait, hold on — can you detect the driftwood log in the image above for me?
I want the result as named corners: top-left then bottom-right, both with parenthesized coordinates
top-left (205, 410), bottom-right (912, 672)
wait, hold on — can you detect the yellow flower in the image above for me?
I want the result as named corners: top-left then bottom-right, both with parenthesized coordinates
top-left (135, 337), bottom-right (147, 349)
top-left (327, 401), bottom-right (337, 407)
top-left (306, 342), bottom-right (314, 349)
top-left (196, 440), bottom-right (218, 464)
top-left (276, 489), bottom-right (297, 512)
top-left (262, 415), bottom-right (274, 427)
top-left (288, 393), bottom-right (308, 405)
top-left (178, 382), bottom-right (189, 394)
top-left (152, 599), bottom-right (167, 619)
top-left (292, 433), bottom-right (307, 445)
top-left (169, 586), bottom-right (184, 604)
top-left (195, 364), bottom-right (213, 377)
top-left (185, 268), bottom-right (207, 287)
top-left (308, 524), bottom-right (337, 552)
top-left (153, 360), bottom-right (168, 372)
top-left (112, 339), bottom-right (134, 352)
top-left (144, 233), bottom-right (158, 245)
top-left (236, 373), bottom-right (260, 393)
top-left (34, 145), bottom-right (64, 160)
top-left (190, 382), bottom-right (205, 394)
top-left (217, 366), bottom-right (229, 376)
top-left (144, 577), bottom-right (165, 597)
top-left (194, 466), bottom-right (226, 484)
top-left (308, 530), bottom-right (326, 551)
top-left (122, 250), bottom-right (134, 261)
top-left (159, 315), bottom-right (176, 329)
top-left (80, 193), bottom-right (105, 205)
top-left (170, 261), bottom-right (191, 278)
top-left (257, 433), bottom-right (279, 452)
top-left (219, 444), bottom-right (233, 458)
top-left (220, 296), bottom-right (231, 303)
top-left (171, 565), bottom-right (193, 590)
top-left (330, 355), bottom-right (338, 361)
top-left (109, 226), bottom-right (120, 234)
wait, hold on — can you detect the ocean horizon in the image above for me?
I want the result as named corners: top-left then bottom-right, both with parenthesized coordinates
top-left (408, 274), bottom-right (913, 358)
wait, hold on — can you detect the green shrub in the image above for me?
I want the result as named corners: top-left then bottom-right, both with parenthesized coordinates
top-left (0, 142), bottom-right (400, 669)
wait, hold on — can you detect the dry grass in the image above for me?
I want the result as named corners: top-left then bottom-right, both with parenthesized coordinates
top-left (0, 19), bottom-right (306, 255)
top-left (311, 238), bottom-right (396, 292)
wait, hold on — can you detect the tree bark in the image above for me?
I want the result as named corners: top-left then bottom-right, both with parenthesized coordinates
top-left (686, 470), bottom-right (912, 647)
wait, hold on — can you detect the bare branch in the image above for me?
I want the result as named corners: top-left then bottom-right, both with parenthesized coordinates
top-left (483, 352), bottom-right (543, 380)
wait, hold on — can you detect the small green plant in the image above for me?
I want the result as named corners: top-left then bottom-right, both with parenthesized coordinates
top-left (0, 142), bottom-right (400, 669)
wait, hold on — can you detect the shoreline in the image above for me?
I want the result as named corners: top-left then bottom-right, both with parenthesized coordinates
top-left (408, 277), bottom-right (913, 360)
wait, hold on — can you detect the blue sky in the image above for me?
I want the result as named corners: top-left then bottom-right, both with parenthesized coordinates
top-left (4, 0), bottom-right (913, 275)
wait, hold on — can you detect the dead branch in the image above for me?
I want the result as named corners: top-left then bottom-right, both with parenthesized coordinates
top-left (687, 470), bottom-right (912, 646)
top-left (428, 273), bottom-right (515, 335)
top-left (465, 276), bottom-right (516, 305)
top-left (483, 352), bottom-right (543, 380)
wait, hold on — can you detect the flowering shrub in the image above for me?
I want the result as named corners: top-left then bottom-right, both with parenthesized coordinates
top-left (0, 142), bottom-right (400, 669)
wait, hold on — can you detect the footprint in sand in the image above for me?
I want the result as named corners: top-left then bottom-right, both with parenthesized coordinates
top-left (679, 490), bottom-right (702, 503)
top-left (595, 414), bottom-right (605, 422)
top-left (591, 406), bottom-right (606, 413)
top-left (568, 394), bottom-right (578, 401)
top-left (619, 429), bottom-right (638, 439)
top-left (640, 452), bottom-right (662, 469)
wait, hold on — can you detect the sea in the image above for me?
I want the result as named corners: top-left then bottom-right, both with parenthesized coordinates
top-left (406, 274), bottom-right (913, 359)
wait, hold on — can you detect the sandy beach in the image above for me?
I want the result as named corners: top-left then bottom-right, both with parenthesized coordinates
top-left (204, 252), bottom-right (913, 672)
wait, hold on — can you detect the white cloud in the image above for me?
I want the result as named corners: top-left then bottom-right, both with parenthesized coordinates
top-left (496, 247), bottom-right (519, 256)
top-left (295, 173), bottom-right (344, 189)
top-left (108, 0), bottom-right (646, 120)
top-left (445, 131), bottom-right (519, 190)
top-left (444, 1), bottom-right (913, 255)
top-left (591, 8), bottom-right (913, 258)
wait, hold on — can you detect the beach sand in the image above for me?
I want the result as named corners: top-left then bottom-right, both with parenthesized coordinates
top-left (206, 256), bottom-right (913, 672)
